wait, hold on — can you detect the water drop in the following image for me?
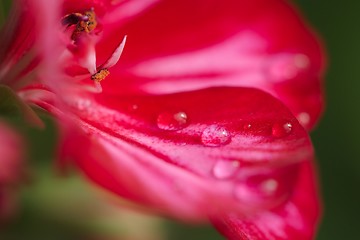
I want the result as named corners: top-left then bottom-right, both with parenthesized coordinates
top-left (261, 179), bottom-right (278, 195)
top-left (243, 123), bottom-right (252, 130)
top-left (201, 125), bottom-right (231, 147)
top-left (131, 104), bottom-right (138, 111)
top-left (297, 112), bottom-right (310, 128)
top-left (233, 184), bottom-right (252, 202)
top-left (268, 54), bottom-right (310, 81)
top-left (234, 178), bottom-right (278, 203)
top-left (126, 103), bottom-right (139, 113)
top-left (272, 122), bottom-right (292, 138)
top-left (156, 111), bottom-right (188, 131)
top-left (213, 160), bottom-right (240, 179)
top-left (294, 54), bottom-right (310, 69)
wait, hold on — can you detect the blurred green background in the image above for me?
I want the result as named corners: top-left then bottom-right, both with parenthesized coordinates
top-left (296, 1), bottom-right (360, 239)
top-left (1, 0), bottom-right (360, 239)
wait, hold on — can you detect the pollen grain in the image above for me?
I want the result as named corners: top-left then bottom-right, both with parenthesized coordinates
top-left (91, 69), bottom-right (110, 82)
top-left (62, 9), bottom-right (98, 41)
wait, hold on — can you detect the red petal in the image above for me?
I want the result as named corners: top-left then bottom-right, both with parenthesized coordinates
top-left (0, 0), bottom-right (62, 88)
top-left (62, 0), bottom-right (113, 16)
top-left (0, 0), bottom-right (35, 67)
top-left (0, 122), bottom-right (23, 184)
top-left (0, 121), bottom-right (24, 222)
top-left (0, 0), bottom-right (40, 87)
top-left (62, 0), bottom-right (159, 22)
top-left (48, 87), bottom-right (314, 221)
top-left (212, 161), bottom-right (321, 240)
top-left (96, 0), bottom-right (325, 130)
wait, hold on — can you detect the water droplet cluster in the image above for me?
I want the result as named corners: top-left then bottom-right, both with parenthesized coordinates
top-left (154, 110), bottom-right (295, 207)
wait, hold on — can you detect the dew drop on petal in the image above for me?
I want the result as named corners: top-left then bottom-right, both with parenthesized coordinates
top-left (213, 160), bottom-right (240, 179)
top-left (233, 184), bottom-right (252, 202)
top-left (268, 54), bottom-right (310, 82)
top-left (297, 112), bottom-right (310, 128)
top-left (243, 123), bottom-right (252, 131)
top-left (294, 54), bottom-right (310, 69)
top-left (234, 178), bottom-right (278, 203)
top-left (156, 111), bottom-right (188, 131)
top-left (131, 104), bottom-right (139, 110)
top-left (261, 179), bottom-right (278, 195)
top-left (201, 125), bottom-right (231, 147)
top-left (272, 122), bottom-right (292, 138)
top-left (127, 104), bottom-right (139, 112)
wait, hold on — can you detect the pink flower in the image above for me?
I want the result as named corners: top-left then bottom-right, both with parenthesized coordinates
top-left (0, 121), bottom-right (24, 222)
top-left (1, 0), bottom-right (325, 239)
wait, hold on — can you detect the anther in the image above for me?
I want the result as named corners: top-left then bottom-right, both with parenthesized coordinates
top-left (80, 10), bottom-right (97, 33)
top-left (61, 9), bottom-right (98, 41)
top-left (91, 68), bottom-right (110, 82)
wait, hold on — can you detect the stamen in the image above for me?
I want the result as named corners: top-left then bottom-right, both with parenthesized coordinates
top-left (91, 68), bottom-right (110, 82)
top-left (88, 35), bottom-right (127, 86)
top-left (82, 10), bottom-right (97, 33)
top-left (61, 9), bottom-right (98, 41)
top-left (61, 13), bottom-right (87, 27)
top-left (101, 35), bottom-right (127, 69)
top-left (61, 9), bottom-right (127, 93)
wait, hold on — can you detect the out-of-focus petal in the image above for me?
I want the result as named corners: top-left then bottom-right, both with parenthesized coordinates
top-left (61, 0), bottom-right (160, 24)
top-left (0, 0), bottom-right (63, 89)
top-left (30, 87), bottom-right (313, 221)
top-left (0, 121), bottom-right (24, 222)
top-left (0, 1), bottom-right (34, 66)
top-left (0, 0), bottom-right (37, 86)
top-left (96, 0), bottom-right (325, 130)
top-left (212, 161), bottom-right (321, 240)
top-left (0, 122), bottom-right (23, 184)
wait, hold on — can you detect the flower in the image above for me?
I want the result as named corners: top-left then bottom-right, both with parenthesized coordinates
top-left (1, 0), bottom-right (325, 239)
top-left (0, 121), bottom-right (24, 223)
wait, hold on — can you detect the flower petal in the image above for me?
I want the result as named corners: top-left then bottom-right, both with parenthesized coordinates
top-left (0, 121), bottom-right (24, 222)
top-left (0, 122), bottom-right (23, 184)
top-left (0, 0), bottom-right (63, 89)
top-left (0, 0), bottom-right (34, 68)
top-left (211, 161), bottom-right (321, 240)
top-left (97, 0), bottom-right (325, 129)
top-left (0, 0), bottom-right (37, 86)
top-left (35, 87), bottom-right (315, 221)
